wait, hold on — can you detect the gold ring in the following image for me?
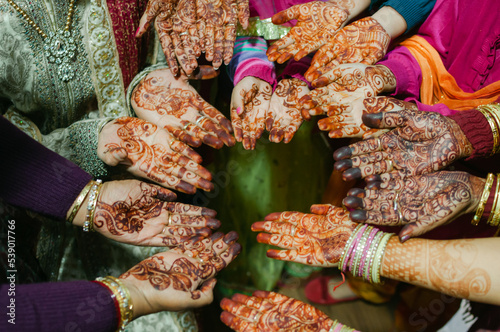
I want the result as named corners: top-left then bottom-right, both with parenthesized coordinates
top-left (195, 116), bottom-right (207, 127)
top-left (290, 226), bottom-right (296, 237)
top-left (179, 31), bottom-right (189, 36)
top-left (252, 312), bottom-right (259, 322)
top-left (182, 122), bottom-right (191, 131)
top-left (386, 159), bottom-right (393, 172)
top-left (168, 214), bottom-right (172, 226)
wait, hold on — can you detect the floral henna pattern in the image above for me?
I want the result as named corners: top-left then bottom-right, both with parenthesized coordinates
top-left (306, 17), bottom-right (391, 84)
top-left (335, 108), bottom-right (474, 181)
top-left (267, 1), bottom-right (354, 63)
top-left (220, 291), bottom-right (334, 331)
top-left (252, 206), bottom-right (356, 267)
top-left (121, 256), bottom-right (213, 299)
top-left (346, 171), bottom-right (484, 238)
top-left (382, 239), bottom-right (491, 299)
top-left (95, 182), bottom-right (164, 235)
top-left (133, 73), bottom-right (233, 148)
top-left (171, 0), bottom-right (199, 72)
top-left (267, 78), bottom-right (308, 143)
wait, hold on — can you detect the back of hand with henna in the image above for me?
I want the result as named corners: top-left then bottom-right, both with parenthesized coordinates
top-left (334, 108), bottom-right (474, 182)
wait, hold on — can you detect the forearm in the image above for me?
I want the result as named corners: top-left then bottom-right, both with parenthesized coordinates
top-left (0, 116), bottom-right (92, 220)
top-left (381, 237), bottom-right (500, 305)
top-left (371, 5), bottom-right (406, 39)
top-left (0, 281), bottom-right (118, 332)
top-left (370, 0), bottom-right (436, 33)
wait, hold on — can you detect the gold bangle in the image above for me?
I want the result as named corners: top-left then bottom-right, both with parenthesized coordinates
top-left (371, 233), bottom-right (393, 284)
top-left (83, 179), bottom-right (102, 232)
top-left (478, 106), bottom-right (500, 155)
top-left (486, 104), bottom-right (500, 154)
top-left (472, 173), bottom-right (495, 226)
top-left (489, 174), bottom-right (500, 226)
top-left (96, 276), bottom-right (134, 332)
top-left (487, 174), bottom-right (500, 226)
top-left (67, 180), bottom-right (93, 224)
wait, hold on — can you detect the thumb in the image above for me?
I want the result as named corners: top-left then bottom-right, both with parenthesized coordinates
top-left (190, 278), bottom-right (217, 308)
top-left (101, 147), bottom-right (129, 166)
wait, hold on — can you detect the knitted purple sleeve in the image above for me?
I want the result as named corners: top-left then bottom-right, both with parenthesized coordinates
top-left (0, 116), bottom-right (92, 220)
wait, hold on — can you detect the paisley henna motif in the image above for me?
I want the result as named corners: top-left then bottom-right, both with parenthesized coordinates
top-left (252, 205), bottom-right (357, 267)
top-left (267, 1), bottom-right (354, 63)
top-left (334, 108), bottom-right (474, 181)
top-left (345, 171), bottom-right (485, 239)
top-left (220, 291), bottom-right (335, 331)
top-left (306, 17), bottom-right (391, 84)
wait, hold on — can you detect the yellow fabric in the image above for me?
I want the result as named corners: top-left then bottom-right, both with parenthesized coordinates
top-left (400, 35), bottom-right (500, 110)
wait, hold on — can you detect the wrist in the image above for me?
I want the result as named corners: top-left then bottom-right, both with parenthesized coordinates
top-left (66, 180), bottom-right (94, 224)
top-left (371, 6), bottom-right (407, 39)
top-left (119, 278), bottom-right (149, 319)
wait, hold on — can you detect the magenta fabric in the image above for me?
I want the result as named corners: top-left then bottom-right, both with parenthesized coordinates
top-left (380, 0), bottom-right (500, 115)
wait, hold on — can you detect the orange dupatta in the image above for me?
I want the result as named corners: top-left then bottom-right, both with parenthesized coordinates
top-left (400, 35), bottom-right (500, 110)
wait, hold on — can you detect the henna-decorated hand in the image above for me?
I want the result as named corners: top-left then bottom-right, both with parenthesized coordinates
top-left (334, 108), bottom-right (474, 182)
top-left (267, 78), bottom-right (309, 143)
top-left (305, 17), bottom-right (391, 84)
top-left (98, 117), bottom-right (213, 194)
top-left (73, 180), bottom-right (221, 246)
top-left (300, 64), bottom-right (396, 119)
top-left (137, 0), bottom-right (199, 76)
top-left (132, 68), bottom-right (234, 149)
top-left (316, 96), bottom-right (403, 139)
top-left (251, 204), bottom-right (356, 267)
top-left (266, 1), bottom-right (352, 63)
top-left (196, 0), bottom-right (248, 68)
top-left (230, 76), bottom-right (272, 150)
top-left (220, 291), bottom-right (335, 331)
top-left (120, 231), bottom-right (241, 317)
top-left (343, 171), bottom-right (486, 241)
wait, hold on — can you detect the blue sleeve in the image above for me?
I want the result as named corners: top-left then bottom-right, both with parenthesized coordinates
top-left (370, 0), bottom-right (436, 33)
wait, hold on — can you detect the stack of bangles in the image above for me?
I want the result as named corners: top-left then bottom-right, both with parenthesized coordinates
top-left (473, 173), bottom-right (500, 227)
top-left (94, 276), bottom-right (133, 332)
top-left (339, 224), bottom-right (394, 284)
top-left (329, 319), bottom-right (358, 332)
top-left (477, 103), bottom-right (500, 155)
top-left (66, 179), bottom-right (103, 232)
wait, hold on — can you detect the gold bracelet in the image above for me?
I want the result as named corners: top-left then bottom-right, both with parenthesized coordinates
top-left (96, 276), bottom-right (134, 332)
top-left (472, 173), bottom-right (495, 226)
top-left (67, 180), bottom-right (93, 224)
top-left (478, 106), bottom-right (500, 155)
top-left (486, 104), bottom-right (500, 154)
top-left (83, 179), bottom-right (102, 232)
top-left (489, 174), bottom-right (500, 226)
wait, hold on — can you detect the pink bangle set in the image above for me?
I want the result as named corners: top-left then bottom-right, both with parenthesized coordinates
top-left (328, 319), bottom-right (357, 332)
top-left (339, 224), bottom-right (394, 284)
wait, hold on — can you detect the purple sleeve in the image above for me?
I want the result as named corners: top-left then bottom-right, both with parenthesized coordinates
top-left (226, 37), bottom-right (276, 88)
top-left (278, 56), bottom-right (313, 88)
top-left (378, 46), bottom-right (422, 101)
top-left (0, 116), bottom-right (92, 220)
top-left (1, 281), bottom-right (118, 332)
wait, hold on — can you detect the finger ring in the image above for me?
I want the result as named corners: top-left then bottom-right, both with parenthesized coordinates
top-left (226, 23), bottom-right (235, 27)
top-left (196, 256), bottom-right (204, 264)
top-left (179, 31), bottom-right (189, 36)
top-left (290, 226), bottom-right (296, 237)
top-left (386, 159), bottom-right (393, 172)
top-left (182, 122), bottom-right (191, 131)
top-left (162, 226), bottom-right (168, 234)
top-left (393, 191), bottom-right (399, 211)
top-left (375, 137), bottom-right (382, 150)
top-left (195, 116), bottom-right (207, 127)
top-left (252, 313), bottom-right (259, 322)
top-left (168, 214), bottom-right (173, 226)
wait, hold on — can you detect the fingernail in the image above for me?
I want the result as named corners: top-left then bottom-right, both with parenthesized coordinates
top-left (343, 168), bottom-right (362, 181)
top-left (333, 146), bottom-right (353, 160)
top-left (236, 106), bottom-right (242, 115)
top-left (400, 234), bottom-right (410, 243)
top-left (350, 210), bottom-right (367, 221)
top-left (334, 159), bottom-right (352, 172)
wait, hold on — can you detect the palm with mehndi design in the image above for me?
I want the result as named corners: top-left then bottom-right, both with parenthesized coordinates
top-left (98, 117), bottom-right (213, 194)
top-left (230, 76), bottom-right (272, 150)
top-left (334, 108), bottom-right (474, 182)
top-left (266, 1), bottom-right (353, 63)
top-left (220, 291), bottom-right (336, 331)
top-left (305, 17), bottom-right (391, 85)
top-left (267, 78), bottom-right (309, 144)
top-left (119, 231), bottom-right (241, 314)
top-left (300, 63), bottom-right (396, 120)
top-left (251, 204), bottom-right (356, 267)
top-left (343, 171), bottom-right (486, 240)
top-left (92, 180), bottom-right (221, 246)
top-left (132, 68), bottom-right (234, 149)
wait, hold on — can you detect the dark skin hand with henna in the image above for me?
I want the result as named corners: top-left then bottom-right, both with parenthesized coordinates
top-left (343, 171), bottom-right (486, 241)
top-left (334, 108), bottom-right (474, 182)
